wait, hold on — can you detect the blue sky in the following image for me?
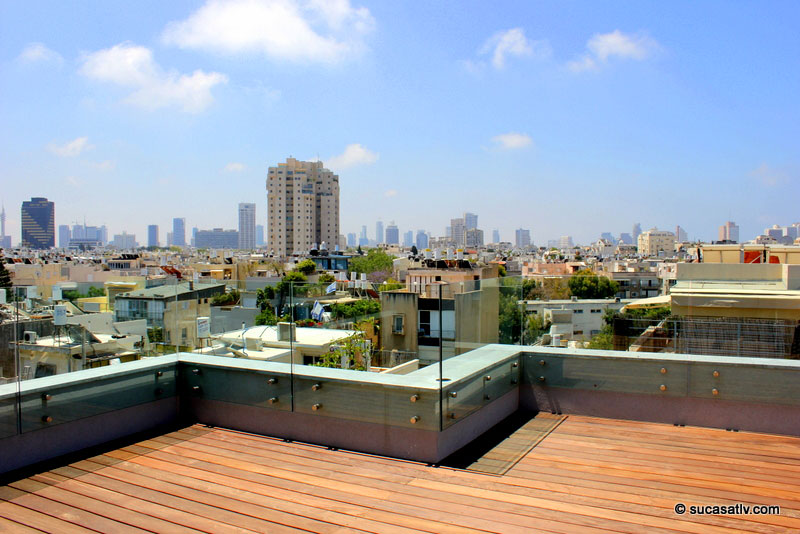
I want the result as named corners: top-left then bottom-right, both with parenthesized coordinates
top-left (1, 0), bottom-right (798, 246)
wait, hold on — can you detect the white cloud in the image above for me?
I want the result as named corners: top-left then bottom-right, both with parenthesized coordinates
top-left (90, 160), bottom-right (116, 171)
top-left (48, 137), bottom-right (93, 157)
top-left (326, 143), bottom-right (378, 170)
top-left (384, 189), bottom-right (397, 198)
top-left (162, 0), bottom-right (374, 64)
top-left (751, 163), bottom-right (791, 187)
top-left (568, 30), bottom-right (658, 72)
top-left (491, 132), bottom-right (533, 150)
top-left (18, 42), bottom-right (63, 64)
top-left (465, 28), bottom-right (549, 72)
top-left (80, 42), bottom-right (227, 113)
top-left (225, 162), bottom-right (246, 172)
top-left (65, 176), bottom-right (84, 188)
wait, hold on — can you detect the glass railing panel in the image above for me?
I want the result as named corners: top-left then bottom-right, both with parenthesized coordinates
top-left (688, 359), bottom-right (800, 405)
top-left (524, 351), bottom-right (690, 397)
top-left (18, 357), bottom-right (176, 433)
top-left (179, 359), bottom-right (291, 410)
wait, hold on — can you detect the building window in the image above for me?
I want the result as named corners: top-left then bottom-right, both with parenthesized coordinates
top-left (392, 314), bottom-right (405, 334)
top-left (574, 309), bottom-right (583, 314)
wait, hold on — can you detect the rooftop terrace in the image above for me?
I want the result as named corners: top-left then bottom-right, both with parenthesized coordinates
top-left (2, 416), bottom-right (799, 533)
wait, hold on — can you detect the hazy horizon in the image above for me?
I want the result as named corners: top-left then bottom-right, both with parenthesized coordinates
top-left (1, 1), bottom-right (798, 247)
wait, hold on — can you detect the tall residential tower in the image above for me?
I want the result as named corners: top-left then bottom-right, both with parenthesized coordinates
top-left (266, 157), bottom-right (339, 256)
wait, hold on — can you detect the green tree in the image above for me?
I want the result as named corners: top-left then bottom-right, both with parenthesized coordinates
top-left (256, 286), bottom-right (276, 310)
top-left (525, 313), bottom-right (550, 344)
top-left (348, 249), bottom-right (395, 276)
top-left (567, 270), bottom-right (619, 299)
top-left (0, 259), bottom-right (13, 290)
top-left (378, 278), bottom-right (404, 291)
top-left (497, 264), bottom-right (507, 277)
top-left (88, 287), bottom-right (105, 297)
top-left (313, 333), bottom-right (368, 371)
top-left (294, 259), bottom-right (316, 275)
top-left (318, 273), bottom-right (336, 284)
top-left (211, 289), bottom-right (240, 306)
top-left (330, 300), bottom-right (380, 320)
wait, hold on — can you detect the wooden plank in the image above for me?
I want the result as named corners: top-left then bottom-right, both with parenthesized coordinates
top-left (0, 514), bottom-right (49, 533)
top-left (49, 464), bottom-right (292, 534)
top-left (30, 470), bottom-right (244, 534)
top-left (8, 479), bottom-right (152, 534)
top-left (0, 489), bottom-right (104, 533)
top-left (156, 430), bottom-right (800, 532)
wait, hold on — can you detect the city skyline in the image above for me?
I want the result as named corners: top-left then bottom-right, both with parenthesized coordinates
top-left (1, 1), bottom-right (798, 245)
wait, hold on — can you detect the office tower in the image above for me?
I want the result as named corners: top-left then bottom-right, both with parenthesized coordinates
top-left (492, 229), bottom-right (500, 244)
top-left (112, 232), bottom-right (137, 249)
top-left (59, 225), bottom-right (71, 248)
top-left (600, 232), bottom-right (615, 242)
top-left (675, 225), bottom-right (688, 242)
top-left (347, 233), bottom-right (356, 247)
top-left (515, 228), bottom-right (531, 248)
top-left (238, 202), bottom-right (256, 250)
top-left (465, 228), bottom-right (484, 248)
top-left (191, 227), bottom-right (198, 247)
top-left (376, 221), bottom-right (384, 244)
top-left (559, 236), bottom-right (574, 249)
top-left (445, 226), bottom-right (452, 238)
top-left (632, 223), bottom-right (642, 243)
top-left (416, 230), bottom-right (429, 250)
top-left (148, 225), bottom-right (159, 247)
top-left (21, 197), bottom-right (55, 249)
top-left (172, 218), bottom-right (186, 247)
top-left (464, 212), bottom-right (478, 230)
top-left (256, 225), bottom-right (265, 247)
top-left (619, 233), bottom-right (633, 245)
top-left (266, 157), bottom-right (340, 256)
top-left (99, 225), bottom-right (108, 245)
top-left (0, 204), bottom-right (9, 248)
top-left (450, 218), bottom-right (466, 246)
top-left (403, 230), bottom-right (414, 247)
top-left (718, 221), bottom-right (739, 243)
top-left (195, 228), bottom-right (239, 249)
top-left (166, 232), bottom-right (173, 246)
top-left (385, 222), bottom-right (399, 245)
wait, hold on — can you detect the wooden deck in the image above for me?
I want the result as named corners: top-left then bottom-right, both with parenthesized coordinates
top-left (2, 415), bottom-right (800, 533)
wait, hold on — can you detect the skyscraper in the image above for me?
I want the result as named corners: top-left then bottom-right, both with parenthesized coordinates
top-left (515, 228), bottom-right (531, 248)
top-left (718, 221), bottom-right (739, 243)
top-left (376, 220), bottom-right (384, 244)
top-left (21, 197), bottom-right (55, 249)
top-left (148, 225), bottom-right (159, 247)
top-left (0, 204), bottom-right (10, 248)
top-left (267, 157), bottom-right (339, 256)
top-left (492, 229), bottom-right (500, 244)
top-left (238, 203), bottom-right (256, 250)
top-left (58, 225), bottom-right (71, 248)
top-left (256, 225), bottom-right (265, 247)
top-left (172, 218), bottom-right (186, 247)
top-left (464, 212), bottom-right (478, 230)
top-left (385, 222), bottom-right (399, 245)
top-left (415, 230), bottom-right (429, 250)
top-left (632, 223), bottom-right (642, 243)
top-left (675, 225), bottom-right (688, 242)
top-left (403, 230), bottom-right (414, 247)
top-left (450, 218), bottom-right (466, 246)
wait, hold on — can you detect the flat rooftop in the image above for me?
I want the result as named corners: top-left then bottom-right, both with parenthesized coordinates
top-left (2, 415), bottom-right (798, 533)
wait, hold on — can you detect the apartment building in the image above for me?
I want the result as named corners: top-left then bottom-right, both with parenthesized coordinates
top-left (267, 158), bottom-right (340, 257)
top-left (637, 228), bottom-right (676, 257)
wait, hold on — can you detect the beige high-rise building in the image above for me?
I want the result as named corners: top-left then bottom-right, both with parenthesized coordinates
top-left (637, 228), bottom-right (676, 256)
top-left (266, 157), bottom-right (340, 256)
